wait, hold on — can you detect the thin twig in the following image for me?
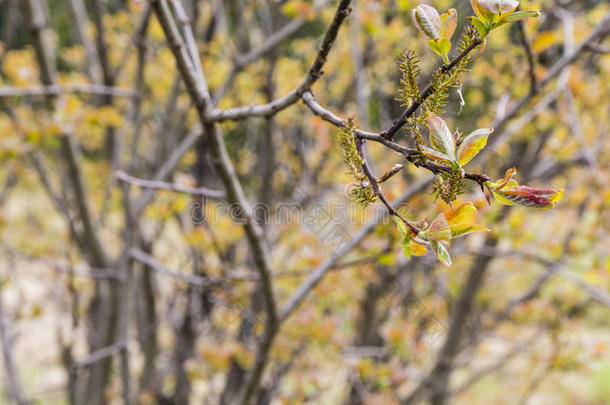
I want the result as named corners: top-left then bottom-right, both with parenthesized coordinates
top-left (0, 282), bottom-right (29, 405)
top-left (0, 84), bottom-right (137, 98)
top-left (213, 0), bottom-right (331, 102)
top-left (130, 248), bottom-right (223, 288)
top-left (115, 170), bottom-right (225, 199)
top-left (279, 177), bottom-right (432, 322)
top-left (206, 0), bottom-right (353, 122)
top-left (517, 21), bottom-right (538, 95)
top-left (302, 91), bottom-right (490, 186)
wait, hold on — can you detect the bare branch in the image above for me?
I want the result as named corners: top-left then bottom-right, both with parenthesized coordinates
top-left (65, 0), bottom-right (103, 82)
top-left (130, 248), bottom-right (222, 288)
top-left (586, 42), bottom-right (610, 53)
top-left (214, 0), bottom-right (332, 102)
top-left (133, 126), bottom-right (203, 216)
top-left (0, 84), bottom-right (137, 99)
top-left (0, 283), bottom-right (29, 405)
top-left (150, 2), bottom-right (286, 402)
top-left (516, 21), bottom-right (538, 95)
top-left (115, 170), bottom-right (225, 199)
top-left (207, 0), bottom-right (353, 122)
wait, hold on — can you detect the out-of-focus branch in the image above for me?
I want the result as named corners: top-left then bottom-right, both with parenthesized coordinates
top-left (0, 282), bottom-right (29, 405)
top-left (150, 2), bottom-right (286, 403)
top-left (62, 135), bottom-right (110, 268)
top-left (20, 0), bottom-right (57, 85)
top-left (133, 126), bottom-right (203, 216)
top-left (213, 5), bottom-right (319, 102)
top-left (65, 0), bottom-right (102, 82)
top-left (112, 4), bottom-right (152, 83)
top-left (0, 84), bottom-right (137, 98)
top-left (22, 0), bottom-right (109, 268)
top-left (516, 21), bottom-right (538, 95)
top-left (207, 0), bottom-right (353, 122)
top-left (401, 234), bottom-right (500, 405)
top-left (478, 13), bottom-right (610, 158)
top-left (170, 0), bottom-right (207, 93)
top-left (586, 42), bottom-right (610, 53)
top-left (451, 330), bottom-right (543, 397)
top-left (279, 177), bottom-right (432, 322)
top-left (90, 0), bottom-right (113, 86)
top-left (130, 248), bottom-right (223, 288)
top-left (539, 14), bottom-right (610, 89)
top-left (115, 170), bottom-right (225, 199)
top-left (1, 242), bottom-right (121, 280)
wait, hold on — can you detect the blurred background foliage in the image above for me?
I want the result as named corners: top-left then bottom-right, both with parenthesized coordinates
top-left (0, 0), bottom-right (609, 404)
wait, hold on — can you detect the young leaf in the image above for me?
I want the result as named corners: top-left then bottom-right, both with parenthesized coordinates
top-left (494, 10), bottom-right (541, 28)
top-left (515, 186), bottom-right (564, 203)
top-left (486, 167), bottom-right (517, 191)
top-left (477, 0), bottom-right (519, 16)
top-left (469, 0), bottom-right (495, 22)
top-left (444, 202), bottom-right (490, 237)
top-left (433, 240), bottom-right (452, 266)
top-left (412, 241), bottom-right (428, 256)
top-left (393, 215), bottom-right (407, 235)
top-left (401, 233), bottom-right (412, 258)
top-left (469, 16), bottom-right (490, 38)
top-left (440, 9), bottom-right (457, 40)
top-left (493, 186), bottom-right (564, 209)
top-left (412, 5), bottom-right (441, 40)
top-left (457, 128), bottom-right (493, 166)
top-left (427, 113), bottom-right (455, 159)
top-left (426, 213), bottom-right (452, 246)
top-left (428, 38), bottom-right (452, 57)
top-left (421, 145), bottom-right (454, 164)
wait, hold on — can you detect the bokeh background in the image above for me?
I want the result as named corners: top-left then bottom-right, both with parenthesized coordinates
top-left (0, 0), bottom-right (608, 404)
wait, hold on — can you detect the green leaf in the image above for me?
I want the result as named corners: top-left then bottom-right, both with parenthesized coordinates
top-left (401, 233), bottom-right (412, 258)
top-left (494, 10), bottom-right (541, 28)
top-left (393, 215), bottom-right (407, 235)
top-left (433, 241), bottom-right (452, 266)
top-left (428, 38), bottom-right (452, 58)
top-left (457, 128), bottom-right (493, 166)
top-left (470, 17), bottom-right (489, 38)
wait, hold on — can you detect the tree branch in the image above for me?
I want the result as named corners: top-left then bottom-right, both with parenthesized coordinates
top-left (0, 84), bottom-right (137, 99)
top-left (206, 0), bottom-right (352, 122)
top-left (115, 170), bottom-right (225, 199)
top-left (379, 37), bottom-right (482, 140)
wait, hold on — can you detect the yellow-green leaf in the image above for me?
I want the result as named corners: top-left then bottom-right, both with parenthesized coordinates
top-left (457, 128), bottom-right (493, 166)
top-left (440, 9), bottom-right (457, 40)
top-left (444, 202), bottom-right (489, 238)
top-left (427, 212), bottom-right (451, 245)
